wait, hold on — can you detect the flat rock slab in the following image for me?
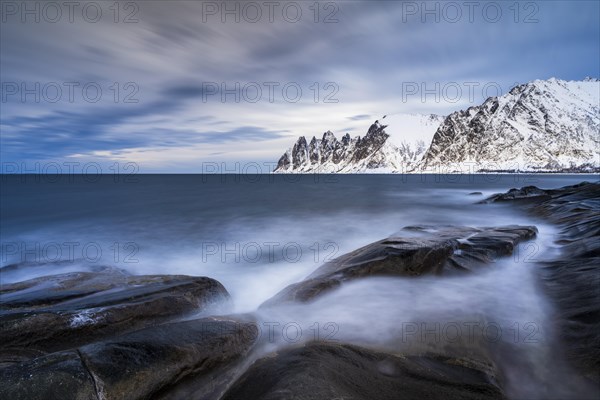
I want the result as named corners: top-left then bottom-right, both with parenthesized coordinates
top-left (261, 225), bottom-right (537, 306)
top-left (1, 265), bottom-right (131, 310)
top-left (0, 318), bottom-right (258, 400)
top-left (221, 342), bottom-right (505, 400)
top-left (0, 266), bottom-right (231, 364)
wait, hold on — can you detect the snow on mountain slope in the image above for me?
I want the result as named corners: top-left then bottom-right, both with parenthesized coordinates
top-left (421, 77), bottom-right (600, 172)
top-left (381, 113), bottom-right (446, 148)
top-left (273, 78), bottom-right (599, 173)
top-left (273, 113), bottom-right (444, 173)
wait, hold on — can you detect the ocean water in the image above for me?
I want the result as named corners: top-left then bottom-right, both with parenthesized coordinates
top-left (1, 174), bottom-right (597, 399)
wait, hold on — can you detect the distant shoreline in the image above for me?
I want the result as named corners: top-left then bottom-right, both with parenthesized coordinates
top-left (1, 172), bottom-right (599, 176)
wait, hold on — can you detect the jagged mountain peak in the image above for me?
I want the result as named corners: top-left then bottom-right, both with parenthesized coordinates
top-left (322, 130), bottom-right (336, 142)
top-left (274, 78), bottom-right (599, 173)
top-left (295, 136), bottom-right (307, 146)
top-left (274, 113), bottom-right (443, 173)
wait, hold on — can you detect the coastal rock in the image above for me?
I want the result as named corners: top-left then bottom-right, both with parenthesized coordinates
top-left (478, 185), bottom-right (551, 203)
top-left (541, 258), bottom-right (600, 380)
top-left (0, 351), bottom-right (97, 400)
top-left (260, 225), bottom-right (537, 306)
top-left (483, 181), bottom-right (600, 381)
top-left (0, 266), bottom-right (231, 365)
top-left (1, 265), bottom-right (131, 310)
top-left (221, 342), bottom-right (505, 400)
top-left (0, 318), bottom-right (258, 400)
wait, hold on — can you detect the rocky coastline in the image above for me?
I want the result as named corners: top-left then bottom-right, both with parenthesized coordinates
top-left (1, 181), bottom-right (598, 399)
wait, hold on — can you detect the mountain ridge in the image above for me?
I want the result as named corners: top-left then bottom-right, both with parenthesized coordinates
top-left (274, 78), bottom-right (600, 173)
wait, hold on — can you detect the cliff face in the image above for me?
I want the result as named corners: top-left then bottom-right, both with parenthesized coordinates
top-left (422, 78), bottom-right (600, 172)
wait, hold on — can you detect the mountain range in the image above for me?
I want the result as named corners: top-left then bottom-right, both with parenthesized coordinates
top-left (274, 78), bottom-right (600, 173)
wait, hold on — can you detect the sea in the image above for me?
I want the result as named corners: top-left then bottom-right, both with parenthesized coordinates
top-left (1, 173), bottom-right (598, 399)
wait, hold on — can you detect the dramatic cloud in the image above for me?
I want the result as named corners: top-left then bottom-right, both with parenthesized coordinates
top-left (1, 0), bottom-right (598, 171)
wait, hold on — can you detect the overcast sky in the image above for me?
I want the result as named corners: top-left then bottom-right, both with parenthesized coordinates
top-left (1, 0), bottom-right (599, 172)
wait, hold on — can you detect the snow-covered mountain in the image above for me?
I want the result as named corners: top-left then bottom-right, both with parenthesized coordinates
top-left (273, 78), bottom-right (600, 173)
top-left (274, 114), bottom-right (444, 173)
top-left (422, 77), bottom-right (600, 172)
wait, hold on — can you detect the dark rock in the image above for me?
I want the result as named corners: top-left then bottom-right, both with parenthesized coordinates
top-left (274, 121), bottom-right (394, 172)
top-left (0, 351), bottom-right (97, 400)
top-left (221, 342), bottom-right (505, 400)
top-left (0, 259), bottom-right (106, 275)
top-left (0, 268), bottom-right (231, 365)
top-left (0, 317), bottom-right (257, 400)
top-left (479, 181), bottom-right (598, 208)
top-left (260, 225), bottom-right (537, 306)
top-left (478, 185), bottom-right (551, 203)
top-left (540, 258), bottom-right (600, 382)
top-left (276, 152), bottom-right (290, 170)
top-left (0, 266), bottom-right (130, 309)
top-left (350, 121), bottom-right (389, 164)
top-left (483, 181), bottom-right (600, 382)
top-left (469, 191), bottom-right (483, 195)
top-left (292, 136), bottom-right (309, 169)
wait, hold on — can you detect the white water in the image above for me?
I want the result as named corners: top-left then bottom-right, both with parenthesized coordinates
top-left (244, 223), bottom-right (596, 399)
top-left (2, 175), bottom-right (597, 399)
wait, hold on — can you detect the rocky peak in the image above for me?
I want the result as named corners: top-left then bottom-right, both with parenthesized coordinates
top-left (274, 113), bottom-right (444, 173)
top-left (293, 136), bottom-right (307, 150)
top-left (273, 78), bottom-right (599, 173)
top-left (422, 78), bottom-right (600, 171)
top-left (322, 130), bottom-right (337, 143)
top-left (341, 133), bottom-right (351, 146)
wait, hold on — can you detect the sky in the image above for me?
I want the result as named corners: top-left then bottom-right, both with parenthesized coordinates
top-left (1, 0), bottom-right (599, 172)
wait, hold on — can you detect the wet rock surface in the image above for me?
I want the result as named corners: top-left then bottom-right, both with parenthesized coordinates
top-left (0, 266), bottom-right (231, 365)
top-left (478, 185), bottom-right (552, 202)
top-left (221, 342), bottom-right (505, 400)
top-left (0, 318), bottom-right (258, 400)
top-left (0, 351), bottom-right (98, 400)
top-left (261, 225), bottom-right (537, 306)
top-left (482, 181), bottom-right (600, 381)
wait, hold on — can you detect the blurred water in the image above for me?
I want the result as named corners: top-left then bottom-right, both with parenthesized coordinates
top-left (0, 174), bottom-right (590, 308)
top-left (1, 174), bottom-right (597, 399)
top-left (254, 222), bottom-right (593, 399)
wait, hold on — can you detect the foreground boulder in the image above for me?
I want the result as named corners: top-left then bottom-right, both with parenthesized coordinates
top-left (261, 225), bottom-right (537, 306)
top-left (482, 181), bottom-right (600, 382)
top-left (221, 342), bottom-right (505, 400)
top-left (0, 317), bottom-right (258, 400)
top-left (0, 265), bottom-right (231, 366)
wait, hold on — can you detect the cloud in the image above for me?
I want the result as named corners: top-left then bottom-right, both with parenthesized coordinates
top-left (1, 0), bottom-right (598, 169)
top-left (347, 114), bottom-right (371, 121)
top-left (162, 85), bottom-right (211, 99)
